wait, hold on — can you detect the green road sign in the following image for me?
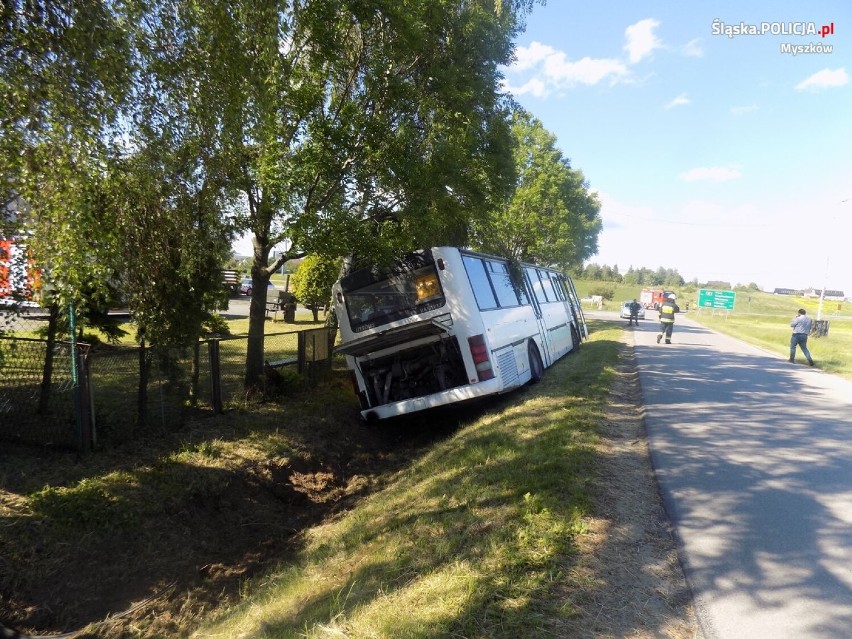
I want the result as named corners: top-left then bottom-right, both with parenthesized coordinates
top-left (698, 289), bottom-right (736, 310)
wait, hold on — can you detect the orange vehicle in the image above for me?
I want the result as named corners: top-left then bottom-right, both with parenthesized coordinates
top-left (0, 237), bottom-right (38, 303)
top-left (639, 288), bottom-right (675, 310)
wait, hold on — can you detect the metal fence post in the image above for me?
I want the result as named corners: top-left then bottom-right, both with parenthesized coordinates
top-left (69, 301), bottom-right (83, 452)
top-left (78, 346), bottom-right (92, 451)
top-left (208, 339), bottom-right (223, 414)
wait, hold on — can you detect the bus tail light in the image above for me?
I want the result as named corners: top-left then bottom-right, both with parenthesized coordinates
top-left (467, 334), bottom-right (495, 382)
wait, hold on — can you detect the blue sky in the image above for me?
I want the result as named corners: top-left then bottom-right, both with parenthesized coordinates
top-left (503, 0), bottom-right (852, 295)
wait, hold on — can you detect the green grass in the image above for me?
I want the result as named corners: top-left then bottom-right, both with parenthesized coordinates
top-left (192, 325), bottom-right (621, 638)
top-left (2, 322), bottom-right (623, 637)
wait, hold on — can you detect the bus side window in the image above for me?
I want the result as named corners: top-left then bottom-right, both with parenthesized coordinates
top-left (526, 267), bottom-right (548, 305)
top-left (463, 256), bottom-right (498, 310)
top-left (516, 283), bottom-right (529, 306)
top-left (487, 260), bottom-right (521, 308)
top-left (538, 269), bottom-right (556, 302)
top-left (551, 275), bottom-right (567, 301)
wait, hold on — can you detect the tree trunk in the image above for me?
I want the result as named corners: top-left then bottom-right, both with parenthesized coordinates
top-left (244, 236), bottom-right (275, 389)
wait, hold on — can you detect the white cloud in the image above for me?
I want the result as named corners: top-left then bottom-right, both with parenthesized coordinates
top-left (506, 42), bottom-right (627, 96)
top-left (513, 41), bottom-right (558, 71)
top-left (681, 38), bottom-right (703, 58)
top-left (730, 105), bottom-right (759, 116)
top-left (596, 190), bottom-right (657, 228)
top-left (665, 93), bottom-right (690, 109)
top-left (542, 53), bottom-right (628, 87)
top-left (795, 68), bottom-right (849, 92)
top-left (679, 166), bottom-right (743, 182)
top-left (504, 18), bottom-right (666, 99)
top-left (624, 18), bottom-right (662, 64)
top-left (502, 76), bottom-right (548, 97)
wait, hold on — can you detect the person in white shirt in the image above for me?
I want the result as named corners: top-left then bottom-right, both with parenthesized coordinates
top-left (789, 308), bottom-right (814, 366)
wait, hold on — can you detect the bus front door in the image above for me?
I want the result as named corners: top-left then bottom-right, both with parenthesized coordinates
top-left (525, 272), bottom-right (554, 367)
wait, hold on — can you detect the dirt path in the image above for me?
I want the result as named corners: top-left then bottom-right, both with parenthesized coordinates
top-left (556, 336), bottom-right (700, 637)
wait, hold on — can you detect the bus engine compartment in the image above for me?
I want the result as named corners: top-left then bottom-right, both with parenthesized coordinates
top-left (356, 334), bottom-right (469, 407)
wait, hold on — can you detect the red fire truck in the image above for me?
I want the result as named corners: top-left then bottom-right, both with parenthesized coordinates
top-left (639, 288), bottom-right (675, 310)
top-left (0, 237), bottom-right (37, 304)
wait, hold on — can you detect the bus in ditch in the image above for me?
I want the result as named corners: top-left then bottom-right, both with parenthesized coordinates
top-left (332, 246), bottom-right (588, 421)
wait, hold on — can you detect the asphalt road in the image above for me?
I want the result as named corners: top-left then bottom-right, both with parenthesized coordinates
top-left (598, 311), bottom-right (852, 638)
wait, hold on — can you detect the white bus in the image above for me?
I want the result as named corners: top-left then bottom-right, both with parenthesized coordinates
top-left (332, 247), bottom-right (588, 421)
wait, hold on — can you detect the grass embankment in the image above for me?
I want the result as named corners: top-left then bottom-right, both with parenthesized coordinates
top-left (2, 323), bottom-right (623, 637)
top-left (193, 325), bottom-right (621, 638)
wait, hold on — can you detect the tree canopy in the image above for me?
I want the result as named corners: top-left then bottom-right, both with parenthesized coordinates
top-left (582, 263), bottom-right (686, 288)
top-left (471, 108), bottom-right (602, 269)
top-left (120, 0), bottom-right (538, 383)
top-left (291, 254), bottom-right (341, 322)
top-left (2, 1), bottom-right (617, 390)
top-left (1, 0), bottom-right (133, 308)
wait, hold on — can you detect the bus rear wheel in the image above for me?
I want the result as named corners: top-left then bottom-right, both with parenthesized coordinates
top-left (571, 325), bottom-right (581, 352)
top-left (528, 341), bottom-right (543, 383)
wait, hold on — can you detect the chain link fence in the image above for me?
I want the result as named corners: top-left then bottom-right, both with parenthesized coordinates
top-left (0, 337), bottom-right (87, 448)
top-left (1, 304), bottom-right (338, 450)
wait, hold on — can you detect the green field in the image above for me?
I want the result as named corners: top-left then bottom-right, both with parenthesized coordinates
top-left (573, 280), bottom-right (852, 381)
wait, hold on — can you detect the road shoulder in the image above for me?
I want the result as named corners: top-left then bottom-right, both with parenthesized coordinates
top-left (557, 332), bottom-right (699, 638)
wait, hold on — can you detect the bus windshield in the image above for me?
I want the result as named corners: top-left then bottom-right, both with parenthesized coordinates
top-left (340, 251), bottom-right (445, 333)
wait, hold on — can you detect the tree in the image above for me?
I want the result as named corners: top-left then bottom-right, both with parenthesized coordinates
top-left (4, 0), bottom-right (540, 392)
top-left (1, 0), bottom-right (132, 310)
top-left (622, 266), bottom-right (639, 286)
top-left (583, 263), bottom-right (602, 281)
top-left (130, 0), bottom-right (535, 388)
top-left (108, 144), bottom-right (233, 348)
top-left (291, 255), bottom-right (341, 322)
top-left (471, 108), bottom-right (602, 268)
top-left (2, 1), bottom-right (236, 361)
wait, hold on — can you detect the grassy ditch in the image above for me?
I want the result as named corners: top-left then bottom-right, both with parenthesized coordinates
top-left (193, 326), bottom-right (621, 638)
top-left (1, 323), bottom-right (622, 638)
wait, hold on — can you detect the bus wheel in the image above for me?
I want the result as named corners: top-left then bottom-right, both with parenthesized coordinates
top-left (571, 325), bottom-right (581, 353)
top-left (528, 341), bottom-right (544, 383)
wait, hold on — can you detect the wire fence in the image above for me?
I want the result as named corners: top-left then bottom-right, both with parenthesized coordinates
top-left (1, 304), bottom-right (337, 450)
top-left (0, 337), bottom-right (86, 448)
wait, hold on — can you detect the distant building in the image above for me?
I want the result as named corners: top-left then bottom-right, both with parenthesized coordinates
top-left (803, 288), bottom-right (845, 300)
top-left (772, 288), bottom-right (800, 296)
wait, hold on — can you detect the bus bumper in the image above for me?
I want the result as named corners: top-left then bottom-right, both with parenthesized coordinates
top-left (360, 378), bottom-right (505, 421)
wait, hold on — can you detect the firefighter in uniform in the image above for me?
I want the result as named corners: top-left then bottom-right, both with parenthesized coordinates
top-left (656, 294), bottom-right (680, 344)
